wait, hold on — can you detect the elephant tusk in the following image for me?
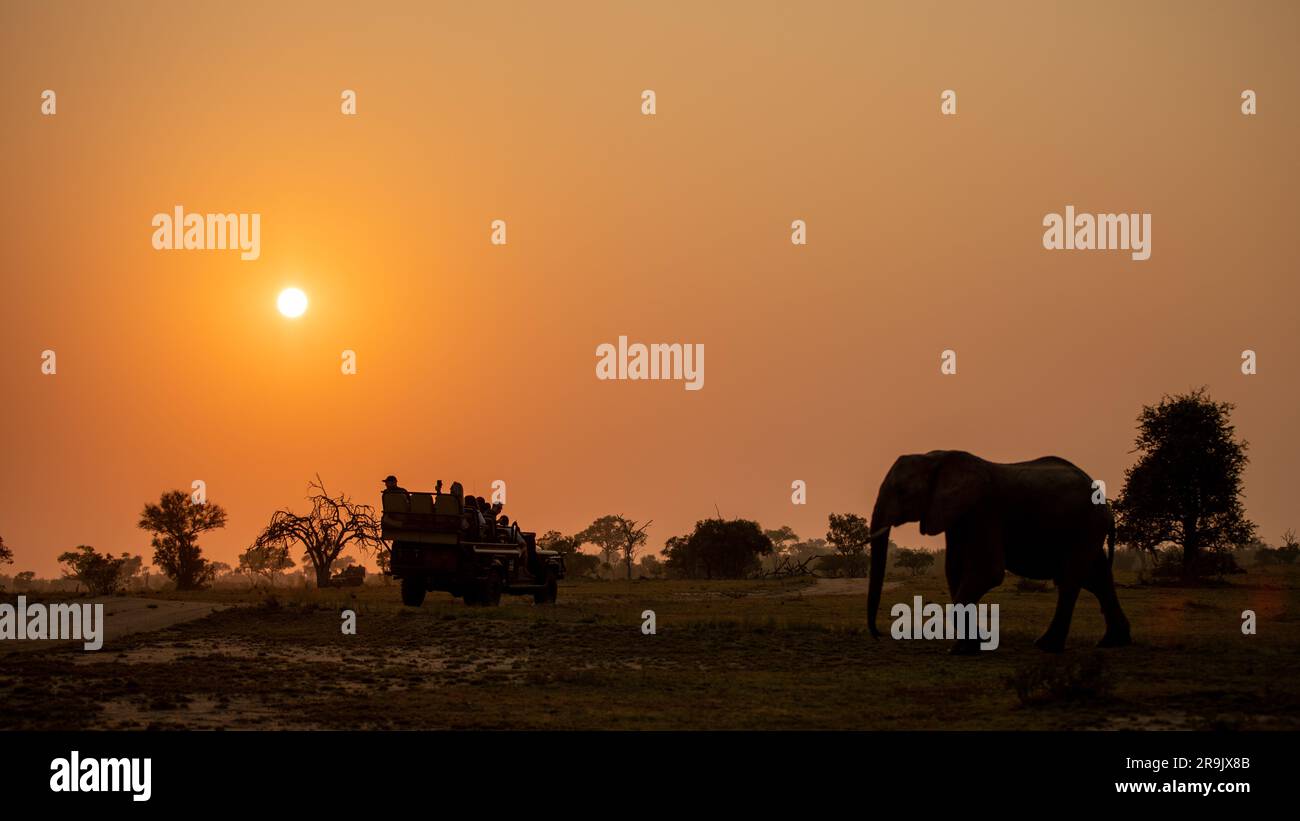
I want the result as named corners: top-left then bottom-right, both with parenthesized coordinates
top-left (866, 526), bottom-right (890, 542)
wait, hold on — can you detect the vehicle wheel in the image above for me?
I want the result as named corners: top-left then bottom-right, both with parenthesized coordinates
top-left (400, 576), bottom-right (426, 607)
top-left (482, 570), bottom-right (503, 607)
top-left (533, 571), bottom-right (558, 605)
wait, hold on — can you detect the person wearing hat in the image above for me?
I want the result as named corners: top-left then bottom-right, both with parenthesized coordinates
top-left (382, 475), bottom-right (408, 494)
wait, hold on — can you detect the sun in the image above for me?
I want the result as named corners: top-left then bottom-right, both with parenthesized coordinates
top-left (277, 287), bottom-right (308, 318)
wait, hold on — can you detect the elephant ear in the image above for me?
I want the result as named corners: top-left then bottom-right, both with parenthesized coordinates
top-left (920, 453), bottom-right (987, 535)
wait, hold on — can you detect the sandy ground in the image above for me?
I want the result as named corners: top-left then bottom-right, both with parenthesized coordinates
top-left (0, 597), bottom-right (228, 655)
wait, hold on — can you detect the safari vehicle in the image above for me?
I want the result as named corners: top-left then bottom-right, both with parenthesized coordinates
top-left (327, 565), bottom-right (366, 588)
top-left (380, 487), bottom-right (564, 607)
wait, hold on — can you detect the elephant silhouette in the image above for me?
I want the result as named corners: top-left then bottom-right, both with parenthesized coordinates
top-left (866, 450), bottom-right (1132, 653)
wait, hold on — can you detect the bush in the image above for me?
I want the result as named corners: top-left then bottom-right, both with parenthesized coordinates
top-left (1008, 656), bottom-right (1113, 706)
top-left (1146, 546), bottom-right (1244, 581)
top-left (1256, 544), bottom-right (1299, 566)
top-left (57, 546), bottom-right (133, 596)
top-left (814, 552), bottom-right (869, 578)
top-left (894, 548), bottom-right (936, 576)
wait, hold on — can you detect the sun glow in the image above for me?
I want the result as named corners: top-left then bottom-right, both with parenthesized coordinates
top-left (277, 287), bottom-right (308, 318)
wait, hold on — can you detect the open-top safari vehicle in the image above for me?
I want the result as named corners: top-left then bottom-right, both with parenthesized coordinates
top-left (381, 485), bottom-right (563, 607)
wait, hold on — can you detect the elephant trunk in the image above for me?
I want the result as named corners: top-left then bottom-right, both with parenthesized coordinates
top-left (867, 500), bottom-right (891, 639)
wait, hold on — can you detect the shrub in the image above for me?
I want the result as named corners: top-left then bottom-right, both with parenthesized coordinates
top-left (1146, 546), bottom-right (1244, 581)
top-left (1008, 656), bottom-right (1113, 705)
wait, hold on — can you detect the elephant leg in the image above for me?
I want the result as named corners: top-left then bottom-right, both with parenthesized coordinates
top-left (948, 575), bottom-right (1000, 655)
top-left (946, 526), bottom-right (1004, 655)
top-left (1035, 580), bottom-right (1080, 653)
top-left (1082, 554), bottom-right (1132, 647)
top-left (944, 547), bottom-right (963, 601)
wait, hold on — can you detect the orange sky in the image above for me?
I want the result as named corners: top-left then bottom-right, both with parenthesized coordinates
top-left (2, 1), bottom-right (1298, 577)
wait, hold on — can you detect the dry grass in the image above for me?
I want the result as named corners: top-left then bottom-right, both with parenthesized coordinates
top-left (2, 568), bottom-right (1297, 730)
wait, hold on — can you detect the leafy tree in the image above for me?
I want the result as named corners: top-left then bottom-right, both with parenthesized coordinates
top-left (539, 530), bottom-right (601, 578)
top-left (538, 530), bottom-right (578, 555)
top-left (119, 554), bottom-right (145, 586)
top-left (14, 570), bottom-right (36, 590)
top-left (826, 512), bottom-right (871, 578)
top-left (664, 519), bottom-right (772, 579)
top-left (763, 526), bottom-right (799, 557)
top-left (580, 515), bottom-right (652, 580)
top-left (894, 547), bottom-right (936, 576)
top-left (57, 545), bottom-right (133, 595)
top-left (637, 554), bottom-right (664, 578)
top-left (139, 490), bottom-right (228, 590)
top-left (0, 534), bottom-right (12, 566)
top-left (238, 542), bottom-right (295, 587)
top-left (790, 537), bottom-right (831, 564)
top-left (251, 476), bottom-right (383, 587)
top-left (1113, 389), bottom-right (1256, 578)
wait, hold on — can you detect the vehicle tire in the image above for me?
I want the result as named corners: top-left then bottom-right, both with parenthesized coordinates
top-left (533, 570), bottom-right (558, 605)
top-left (400, 576), bottom-right (427, 607)
top-left (482, 570), bottom-right (503, 607)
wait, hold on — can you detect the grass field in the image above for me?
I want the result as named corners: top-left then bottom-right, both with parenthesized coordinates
top-left (3, 567), bottom-right (1298, 730)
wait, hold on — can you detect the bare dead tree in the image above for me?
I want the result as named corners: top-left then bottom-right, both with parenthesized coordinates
top-left (760, 554), bottom-right (819, 579)
top-left (251, 475), bottom-right (384, 587)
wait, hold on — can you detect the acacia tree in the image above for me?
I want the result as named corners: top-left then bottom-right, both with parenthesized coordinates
top-left (582, 515), bottom-right (652, 580)
top-left (251, 476), bottom-right (383, 587)
top-left (0, 534), bottom-right (12, 566)
top-left (763, 525), bottom-right (798, 557)
top-left (57, 545), bottom-right (136, 595)
top-left (139, 490), bottom-right (228, 590)
top-left (238, 542), bottom-right (295, 587)
top-left (1114, 388), bottom-right (1256, 577)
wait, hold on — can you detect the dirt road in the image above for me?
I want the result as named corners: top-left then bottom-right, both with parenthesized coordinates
top-left (0, 597), bottom-right (227, 655)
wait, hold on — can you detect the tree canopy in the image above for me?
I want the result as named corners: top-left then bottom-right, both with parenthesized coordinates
top-left (138, 490), bottom-right (228, 590)
top-left (664, 518), bottom-right (773, 579)
top-left (250, 476), bottom-right (383, 587)
top-left (57, 545), bottom-right (138, 595)
top-left (580, 515), bottom-right (652, 580)
top-left (825, 512), bottom-right (871, 578)
top-left (1114, 388), bottom-right (1256, 576)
